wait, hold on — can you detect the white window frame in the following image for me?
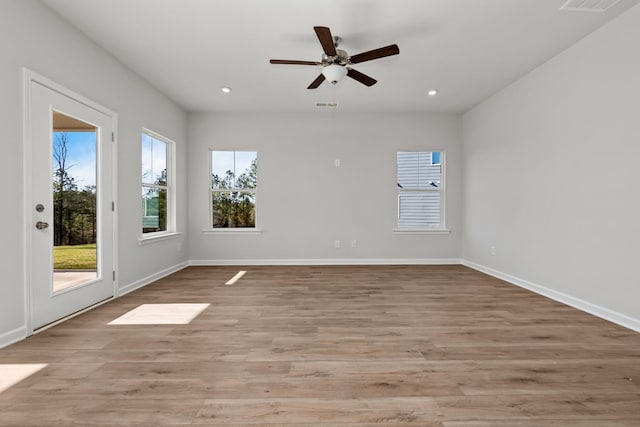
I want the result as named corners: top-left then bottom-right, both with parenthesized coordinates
top-left (139, 128), bottom-right (178, 243)
top-left (206, 149), bottom-right (261, 234)
top-left (393, 150), bottom-right (450, 234)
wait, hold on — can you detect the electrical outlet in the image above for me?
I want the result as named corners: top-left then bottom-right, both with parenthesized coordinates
top-left (489, 246), bottom-right (496, 256)
top-left (334, 159), bottom-right (341, 168)
top-left (177, 242), bottom-right (182, 251)
top-left (351, 239), bottom-right (357, 248)
top-left (334, 240), bottom-right (341, 249)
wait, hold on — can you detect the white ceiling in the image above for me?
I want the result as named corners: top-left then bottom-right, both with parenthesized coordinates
top-left (42, 0), bottom-right (639, 113)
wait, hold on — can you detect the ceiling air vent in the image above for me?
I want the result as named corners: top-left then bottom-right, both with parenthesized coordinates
top-left (315, 102), bottom-right (338, 109)
top-left (559, 0), bottom-right (621, 12)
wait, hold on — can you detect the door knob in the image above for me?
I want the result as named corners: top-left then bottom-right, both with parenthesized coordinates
top-left (35, 221), bottom-right (49, 230)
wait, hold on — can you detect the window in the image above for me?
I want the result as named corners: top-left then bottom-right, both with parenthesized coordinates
top-left (397, 151), bottom-right (444, 229)
top-left (141, 130), bottom-right (174, 235)
top-left (211, 151), bottom-right (257, 228)
top-left (431, 151), bottom-right (441, 165)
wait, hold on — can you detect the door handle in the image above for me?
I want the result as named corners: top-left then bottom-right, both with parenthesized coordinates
top-left (35, 221), bottom-right (49, 230)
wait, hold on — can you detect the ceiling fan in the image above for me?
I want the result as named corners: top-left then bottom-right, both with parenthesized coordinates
top-left (269, 26), bottom-right (400, 89)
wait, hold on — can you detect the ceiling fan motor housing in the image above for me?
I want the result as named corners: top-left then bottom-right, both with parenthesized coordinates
top-left (322, 49), bottom-right (350, 66)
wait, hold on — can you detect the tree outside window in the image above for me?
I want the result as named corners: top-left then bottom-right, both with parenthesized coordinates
top-left (211, 151), bottom-right (257, 228)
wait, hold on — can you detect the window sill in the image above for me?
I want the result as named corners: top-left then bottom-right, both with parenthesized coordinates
top-left (392, 228), bottom-right (451, 235)
top-left (202, 228), bottom-right (263, 236)
top-left (138, 232), bottom-right (181, 245)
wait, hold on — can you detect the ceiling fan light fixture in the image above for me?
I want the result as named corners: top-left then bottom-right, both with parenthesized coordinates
top-left (221, 87), bottom-right (232, 93)
top-left (321, 64), bottom-right (347, 85)
top-left (428, 89), bottom-right (438, 96)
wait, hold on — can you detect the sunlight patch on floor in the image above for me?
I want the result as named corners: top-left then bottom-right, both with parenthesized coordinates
top-left (53, 271), bottom-right (97, 292)
top-left (225, 270), bottom-right (246, 285)
top-left (108, 303), bottom-right (210, 325)
top-left (0, 364), bottom-right (47, 393)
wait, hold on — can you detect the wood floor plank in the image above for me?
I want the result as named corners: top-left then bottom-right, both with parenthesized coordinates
top-left (195, 397), bottom-right (441, 424)
top-left (0, 265), bottom-right (639, 425)
top-left (435, 393), bottom-right (640, 421)
top-left (444, 420), bottom-right (640, 427)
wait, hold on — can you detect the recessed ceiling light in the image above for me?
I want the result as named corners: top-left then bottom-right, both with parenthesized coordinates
top-left (427, 89), bottom-right (438, 96)
top-left (221, 87), bottom-right (232, 93)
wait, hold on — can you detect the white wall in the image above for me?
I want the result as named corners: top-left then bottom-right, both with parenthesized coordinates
top-left (188, 112), bottom-right (462, 263)
top-left (0, 0), bottom-right (187, 345)
top-left (462, 4), bottom-right (640, 328)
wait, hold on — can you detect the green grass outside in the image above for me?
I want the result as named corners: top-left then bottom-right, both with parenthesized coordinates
top-left (53, 244), bottom-right (97, 270)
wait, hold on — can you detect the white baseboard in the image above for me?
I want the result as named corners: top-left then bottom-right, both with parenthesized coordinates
top-left (189, 258), bottom-right (462, 266)
top-left (462, 259), bottom-right (640, 333)
top-left (118, 261), bottom-right (189, 296)
top-left (0, 326), bottom-right (28, 350)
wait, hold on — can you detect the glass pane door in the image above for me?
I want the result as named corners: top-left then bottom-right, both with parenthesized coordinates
top-left (51, 112), bottom-right (98, 293)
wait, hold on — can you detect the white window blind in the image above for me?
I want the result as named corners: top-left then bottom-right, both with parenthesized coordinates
top-left (397, 151), bottom-right (442, 228)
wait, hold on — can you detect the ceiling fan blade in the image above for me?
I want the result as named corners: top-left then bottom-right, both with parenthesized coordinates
top-left (314, 26), bottom-right (337, 57)
top-left (270, 59), bottom-right (320, 66)
top-left (307, 74), bottom-right (326, 89)
top-left (347, 68), bottom-right (377, 87)
top-left (349, 44), bottom-right (400, 64)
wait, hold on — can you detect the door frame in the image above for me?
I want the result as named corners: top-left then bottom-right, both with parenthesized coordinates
top-left (22, 69), bottom-right (119, 335)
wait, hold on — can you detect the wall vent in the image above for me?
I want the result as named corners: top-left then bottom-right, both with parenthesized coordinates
top-left (315, 102), bottom-right (338, 109)
top-left (559, 0), bottom-right (621, 12)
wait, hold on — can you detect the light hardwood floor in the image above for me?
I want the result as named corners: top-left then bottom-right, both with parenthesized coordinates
top-left (1, 265), bottom-right (639, 426)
